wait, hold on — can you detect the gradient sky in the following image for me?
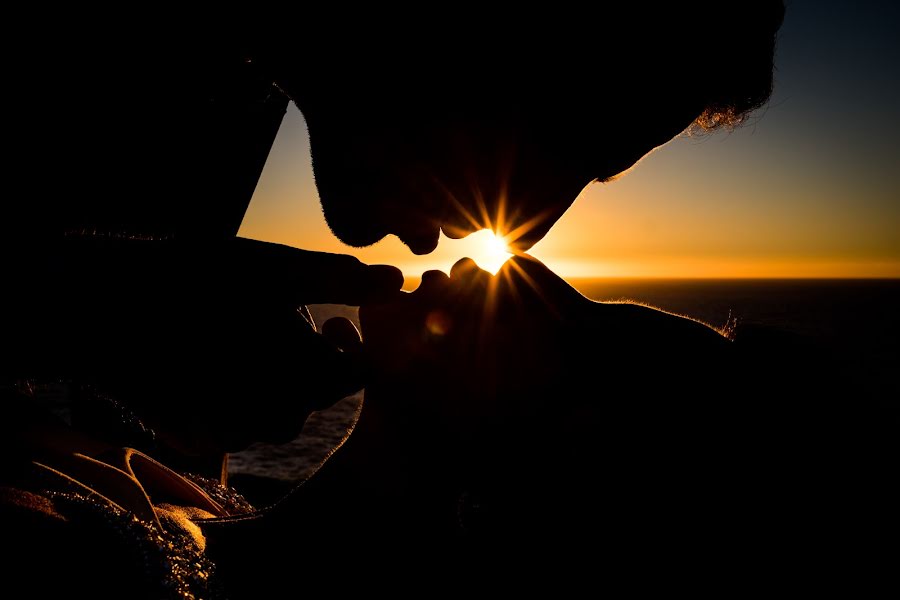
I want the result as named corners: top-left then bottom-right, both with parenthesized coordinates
top-left (239, 0), bottom-right (900, 280)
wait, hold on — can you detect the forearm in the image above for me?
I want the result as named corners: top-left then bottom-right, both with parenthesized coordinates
top-left (3, 236), bottom-right (271, 379)
top-left (3, 236), bottom-right (179, 380)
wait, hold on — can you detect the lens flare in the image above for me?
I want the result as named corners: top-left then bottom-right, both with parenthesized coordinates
top-left (468, 229), bottom-right (513, 274)
top-left (425, 309), bottom-right (452, 336)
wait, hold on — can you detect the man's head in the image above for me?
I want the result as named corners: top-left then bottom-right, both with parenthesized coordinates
top-left (260, 3), bottom-right (784, 254)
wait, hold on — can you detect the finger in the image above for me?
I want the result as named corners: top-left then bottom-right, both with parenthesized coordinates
top-left (291, 324), bottom-right (369, 410)
top-left (321, 317), bottom-right (363, 354)
top-left (261, 310), bottom-right (369, 396)
top-left (450, 257), bottom-right (492, 291)
top-left (421, 269), bottom-right (450, 289)
top-left (499, 254), bottom-right (591, 313)
top-left (232, 238), bottom-right (404, 305)
top-left (409, 269), bottom-right (451, 304)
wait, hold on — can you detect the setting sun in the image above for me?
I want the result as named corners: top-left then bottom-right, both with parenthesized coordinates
top-left (241, 99), bottom-right (900, 282)
top-left (467, 230), bottom-right (513, 274)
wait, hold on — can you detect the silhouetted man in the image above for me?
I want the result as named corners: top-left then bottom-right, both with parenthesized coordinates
top-left (8, 4), bottom-right (889, 597)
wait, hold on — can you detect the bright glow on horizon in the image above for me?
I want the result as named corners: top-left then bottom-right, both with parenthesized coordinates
top-left (468, 230), bottom-right (513, 275)
top-left (238, 97), bottom-right (900, 285)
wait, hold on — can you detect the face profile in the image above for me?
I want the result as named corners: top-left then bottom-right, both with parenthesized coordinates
top-left (16, 2), bottom-right (898, 595)
top-left (265, 3), bottom-right (784, 253)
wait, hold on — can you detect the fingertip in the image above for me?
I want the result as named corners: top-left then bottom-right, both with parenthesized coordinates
top-left (367, 264), bottom-right (405, 291)
top-left (422, 269), bottom-right (450, 285)
top-left (449, 257), bottom-right (479, 280)
top-left (355, 264), bottom-right (405, 304)
top-left (416, 269), bottom-right (451, 297)
top-left (321, 317), bottom-right (363, 353)
top-left (450, 258), bottom-right (492, 300)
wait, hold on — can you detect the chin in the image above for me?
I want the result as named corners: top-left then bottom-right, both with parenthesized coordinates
top-left (401, 229), bottom-right (441, 255)
top-left (321, 214), bottom-right (389, 249)
top-left (335, 231), bottom-right (390, 249)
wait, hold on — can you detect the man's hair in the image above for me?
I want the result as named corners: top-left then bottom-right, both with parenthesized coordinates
top-left (694, 1), bottom-right (786, 130)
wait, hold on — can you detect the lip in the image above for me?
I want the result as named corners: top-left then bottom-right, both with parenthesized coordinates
top-left (396, 223), bottom-right (441, 255)
top-left (440, 221), bottom-right (479, 240)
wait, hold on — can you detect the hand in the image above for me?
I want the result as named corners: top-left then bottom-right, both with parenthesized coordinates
top-left (360, 254), bottom-right (590, 429)
top-left (355, 255), bottom-right (734, 536)
top-left (354, 256), bottom-right (593, 522)
top-left (15, 236), bottom-right (404, 453)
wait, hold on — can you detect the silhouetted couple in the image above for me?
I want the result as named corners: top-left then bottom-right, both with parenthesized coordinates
top-left (2, 4), bottom-right (894, 597)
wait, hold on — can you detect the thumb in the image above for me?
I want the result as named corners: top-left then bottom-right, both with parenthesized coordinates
top-left (499, 254), bottom-right (591, 315)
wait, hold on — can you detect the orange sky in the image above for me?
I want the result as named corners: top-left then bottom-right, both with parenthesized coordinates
top-left (238, 103), bottom-right (900, 283)
top-left (238, 6), bottom-right (900, 282)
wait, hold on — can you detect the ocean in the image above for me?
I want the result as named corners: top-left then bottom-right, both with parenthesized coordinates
top-left (228, 278), bottom-right (900, 495)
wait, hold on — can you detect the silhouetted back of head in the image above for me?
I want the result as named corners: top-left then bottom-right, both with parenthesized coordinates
top-left (10, 3), bottom-right (783, 249)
